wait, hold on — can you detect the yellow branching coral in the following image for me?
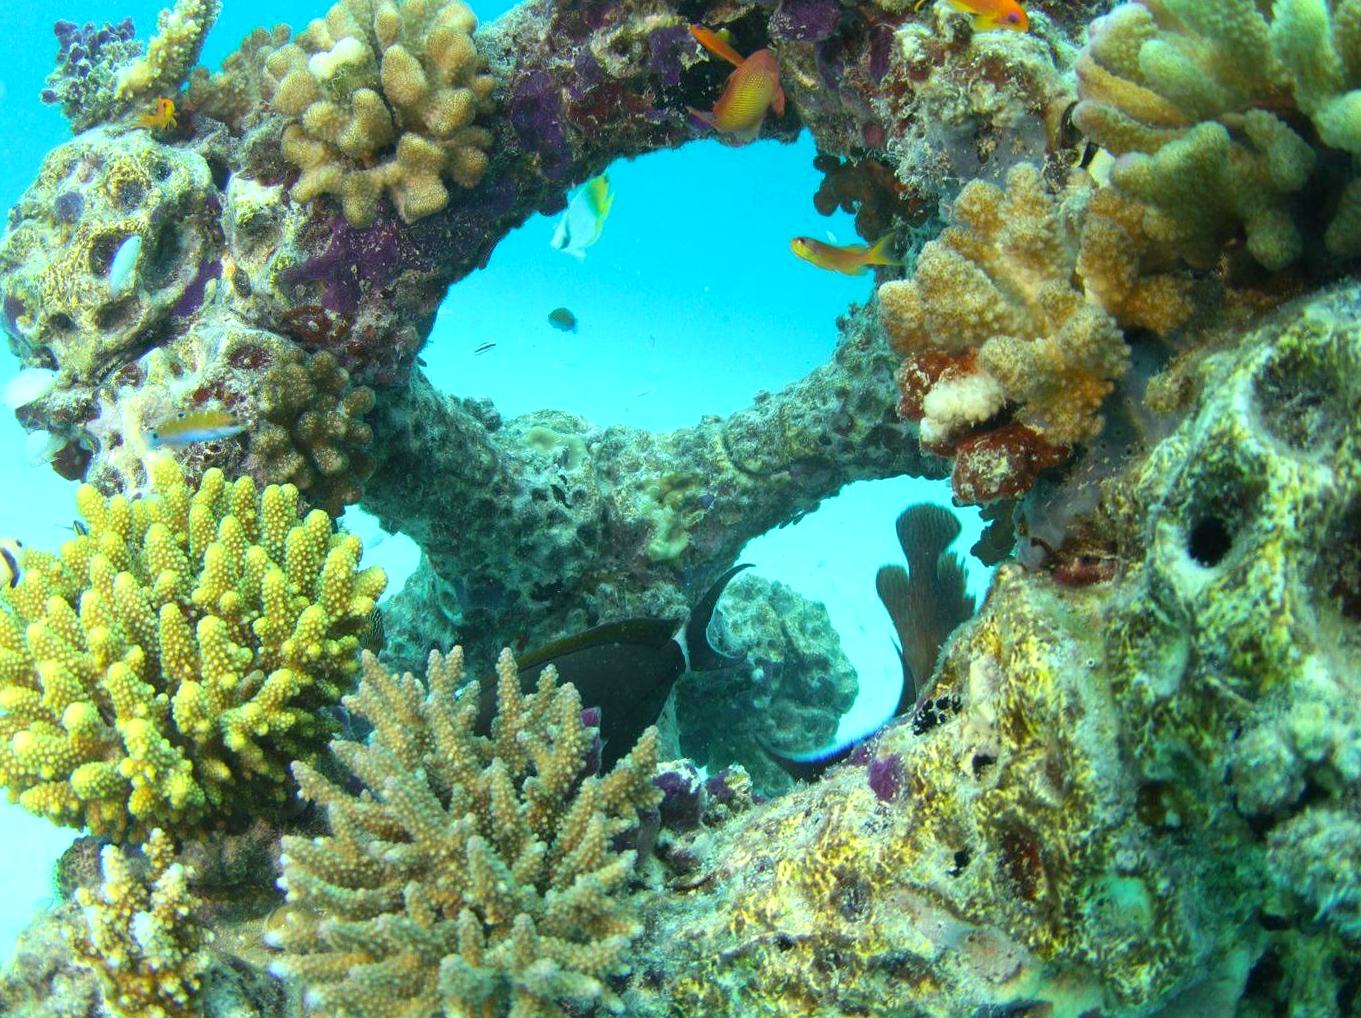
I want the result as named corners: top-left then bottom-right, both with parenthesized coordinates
top-left (878, 163), bottom-right (1191, 503)
top-left (0, 455), bottom-right (385, 840)
top-left (116, 0), bottom-right (223, 102)
top-left (263, 0), bottom-right (496, 226)
top-left (1074, 0), bottom-right (1361, 267)
top-left (72, 829), bottom-right (207, 1018)
top-left (270, 647), bottom-right (661, 1018)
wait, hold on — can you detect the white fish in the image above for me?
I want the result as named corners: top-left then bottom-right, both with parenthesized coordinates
top-left (550, 173), bottom-right (614, 259)
top-left (3, 368), bottom-right (58, 409)
top-left (108, 234), bottom-right (142, 295)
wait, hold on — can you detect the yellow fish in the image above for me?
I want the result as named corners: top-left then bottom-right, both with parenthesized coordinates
top-left (551, 173), bottom-right (615, 258)
top-left (790, 234), bottom-right (899, 275)
top-left (146, 409), bottom-right (246, 449)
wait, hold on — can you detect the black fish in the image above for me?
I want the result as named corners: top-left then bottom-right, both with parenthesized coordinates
top-left (474, 341), bottom-right (496, 355)
top-left (764, 505), bottom-right (975, 781)
top-left (475, 564), bottom-right (751, 767)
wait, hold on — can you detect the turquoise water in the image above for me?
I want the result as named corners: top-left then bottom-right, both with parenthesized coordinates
top-left (0, 0), bottom-right (990, 963)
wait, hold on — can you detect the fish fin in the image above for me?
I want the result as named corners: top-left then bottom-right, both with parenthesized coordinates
top-left (687, 107), bottom-right (716, 132)
top-left (876, 565), bottom-right (917, 708)
top-left (683, 563), bottom-right (753, 671)
top-left (890, 504), bottom-right (974, 699)
top-left (865, 232), bottom-right (901, 266)
top-left (760, 738), bottom-right (857, 782)
top-left (771, 82), bottom-right (786, 117)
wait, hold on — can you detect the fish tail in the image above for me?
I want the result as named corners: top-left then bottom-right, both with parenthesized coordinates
top-left (865, 233), bottom-right (901, 266)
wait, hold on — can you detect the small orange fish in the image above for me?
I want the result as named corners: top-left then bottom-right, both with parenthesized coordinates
top-left (689, 24), bottom-right (745, 67)
top-left (136, 97), bottom-right (177, 131)
top-left (918, 0), bottom-right (1029, 31)
top-left (790, 234), bottom-right (900, 275)
top-left (692, 49), bottom-right (785, 144)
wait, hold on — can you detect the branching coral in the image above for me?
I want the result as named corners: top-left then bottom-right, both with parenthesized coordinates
top-left (72, 829), bottom-right (208, 1018)
top-left (248, 348), bottom-right (376, 516)
top-left (0, 455), bottom-right (385, 840)
top-left (878, 162), bottom-right (1192, 503)
top-left (115, 0), bottom-right (222, 103)
top-left (263, 0), bottom-right (496, 226)
top-left (40, 19), bottom-right (142, 133)
top-left (269, 647), bottom-right (660, 1018)
top-left (185, 25), bottom-right (293, 132)
top-left (1074, 0), bottom-right (1361, 268)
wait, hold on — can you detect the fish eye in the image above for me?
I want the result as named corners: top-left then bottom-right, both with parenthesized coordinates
top-left (1007, 11), bottom-right (1019, 20)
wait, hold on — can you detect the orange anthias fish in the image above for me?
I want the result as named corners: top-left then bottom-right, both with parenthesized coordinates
top-left (933, 0), bottom-right (1029, 31)
top-left (689, 24), bottom-right (744, 67)
top-left (136, 97), bottom-right (178, 131)
top-left (790, 234), bottom-right (900, 275)
top-left (693, 49), bottom-right (785, 144)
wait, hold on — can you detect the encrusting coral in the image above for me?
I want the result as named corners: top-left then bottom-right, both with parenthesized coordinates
top-left (1074, 0), bottom-right (1361, 268)
top-left (263, 0), bottom-right (497, 226)
top-left (0, 455), bottom-right (385, 840)
top-left (72, 828), bottom-right (208, 1018)
top-left (248, 348), bottom-right (377, 517)
top-left (269, 646), bottom-right (661, 1018)
top-left (40, 18), bottom-right (143, 133)
top-left (878, 162), bottom-right (1192, 503)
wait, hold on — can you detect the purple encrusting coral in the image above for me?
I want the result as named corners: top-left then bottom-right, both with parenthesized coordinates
top-left (42, 18), bottom-right (141, 132)
top-left (279, 215), bottom-right (408, 316)
top-left (867, 753), bottom-right (904, 802)
top-left (648, 24), bottom-right (694, 87)
top-left (654, 762), bottom-right (705, 833)
top-left (508, 70), bottom-right (574, 184)
top-left (169, 260), bottom-right (223, 320)
top-left (770, 0), bottom-right (843, 42)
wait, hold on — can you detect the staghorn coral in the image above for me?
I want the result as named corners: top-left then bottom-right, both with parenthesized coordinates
top-left (248, 348), bottom-right (377, 517)
top-left (72, 829), bottom-right (208, 1018)
top-left (1074, 0), bottom-right (1361, 268)
top-left (269, 646), bottom-right (660, 1018)
top-left (115, 0), bottom-right (222, 103)
top-left (263, 0), bottom-right (496, 227)
top-left (878, 162), bottom-right (1192, 503)
top-left (0, 455), bottom-right (385, 840)
top-left (40, 18), bottom-right (143, 133)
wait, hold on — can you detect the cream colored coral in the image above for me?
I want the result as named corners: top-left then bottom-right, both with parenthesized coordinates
top-left (270, 647), bottom-right (660, 1018)
top-left (879, 164), bottom-right (1188, 449)
top-left (117, 0), bottom-right (222, 101)
top-left (264, 0), bottom-right (496, 226)
top-left (73, 830), bottom-right (208, 1018)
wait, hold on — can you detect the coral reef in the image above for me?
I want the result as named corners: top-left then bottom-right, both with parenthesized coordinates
top-left (0, 455), bottom-right (385, 840)
top-left (73, 829), bottom-right (208, 1018)
top-left (269, 647), bottom-right (661, 1017)
top-left (116, 0), bottom-right (222, 104)
top-left (675, 571), bottom-right (859, 796)
top-left (40, 18), bottom-right (142, 133)
top-left (0, 128), bottom-right (220, 383)
top-left (618, 282), bottom-right (1361, 1017)
top-left (247, 348), bottom-right (376, 517)
top-left (263, 0), bottom-right (496, 226)
top-left (879, 162), bottom-right (1192, 503)
top-left (1074, 0), bottom-right (1361, 268)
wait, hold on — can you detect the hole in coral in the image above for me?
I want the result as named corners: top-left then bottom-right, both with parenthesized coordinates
top-left (151, 160), bottom-right (172, 182)
top-left (94, 298), bottom-right (136, 332)
top-left (970, 752), bottom-right (995, 778)
top-left (207, 156), bottom-right (231, 192)
top-left (112, 179), bottom-right (146, 210)
top-left (1187, 516), bottom-right (1232, 568)
top-left (950, 848), bottom-right (970, 875)
top-left (46, 312), bottom-right (74, 332)
top-left (88, 232), bottom-right (128, 277)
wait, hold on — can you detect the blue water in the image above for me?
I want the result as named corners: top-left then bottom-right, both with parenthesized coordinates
top-left (0, 0), bottom-right (991, 959)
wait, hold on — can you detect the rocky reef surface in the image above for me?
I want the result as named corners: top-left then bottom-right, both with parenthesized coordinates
top-left (0, 0), bottom-right (1358, 1015)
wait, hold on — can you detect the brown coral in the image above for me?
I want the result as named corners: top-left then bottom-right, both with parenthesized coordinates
top-left (269, 647), bottom-right (661, 1018)
top-left (878, 163), bottom-right (1191, 503)
top-left (248, 347), bottom-right (376, 516)
top-left (263, 0), bottom-right (496, 226)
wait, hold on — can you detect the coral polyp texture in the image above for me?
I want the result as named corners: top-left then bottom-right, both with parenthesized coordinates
top-left (248, 348), bottom-right (377, 516)
top-left (115, 0), bottom-right (222, 103)
top-left (622, 282), bottom-right (1361, 1018)
top-left (73, 829), bottom-right (208, 1018)
top-left (878, 163), bottom-right (1191, 503)
top-left (1074, 0), bottom-right (1361, 268)
top-left (264, 0), bottom-right (497, 226)
top-left (0, 129), bottom-right (219, 384)
top-left (269, 647), bottom-right (661, 1018)
top-left (0, 455), bottom-right (385, 840)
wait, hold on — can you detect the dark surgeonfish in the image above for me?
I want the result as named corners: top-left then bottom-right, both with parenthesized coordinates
top-left (765, 505), bottom-right (975, 781)
top-left (474, 563), bottom-right (752, 767)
